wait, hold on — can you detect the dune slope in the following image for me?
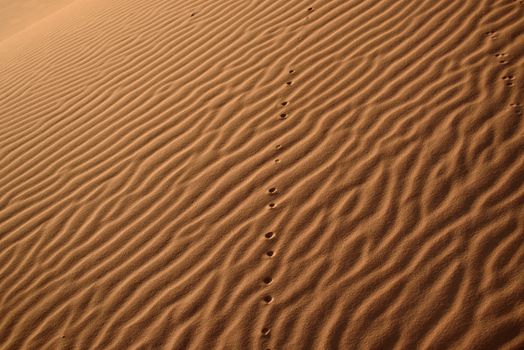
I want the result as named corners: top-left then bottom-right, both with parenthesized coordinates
top-left (0, 0), bottom-right (76, 42)
top-left (0, 0), bottom-right (523, 349)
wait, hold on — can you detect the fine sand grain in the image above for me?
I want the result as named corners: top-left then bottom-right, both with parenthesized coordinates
top-left (0, 0), bottom-right (523, 349)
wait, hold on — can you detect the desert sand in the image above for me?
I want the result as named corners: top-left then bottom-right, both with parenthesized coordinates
top-left (0, 0), bottom-right (523, 349)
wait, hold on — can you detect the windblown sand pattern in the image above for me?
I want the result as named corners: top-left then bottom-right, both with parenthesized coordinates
top-left (0, 0), bottom-right (523, 349)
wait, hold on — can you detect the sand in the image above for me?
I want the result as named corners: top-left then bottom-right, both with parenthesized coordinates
top-left (0, 0), bottom-right (523, 349)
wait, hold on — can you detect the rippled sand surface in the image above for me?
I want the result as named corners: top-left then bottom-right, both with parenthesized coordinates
top-left (0, 0), bottom-right (523, 349)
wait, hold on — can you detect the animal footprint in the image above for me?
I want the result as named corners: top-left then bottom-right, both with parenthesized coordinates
top-left (263, 277), bottom-right (273, 285)
top-left (503, 75), bottom-right (515, 86)
top-left (510, 103), bottom-right (522, 115)
top-left (263, 295), bottom-right (274, 304)
top-left (496, 53), bottom-right (509, 65)
top-left (485, 31), bottom-right (497, 39)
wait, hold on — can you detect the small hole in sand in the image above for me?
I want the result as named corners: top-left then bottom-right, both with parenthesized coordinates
top-left (286, 81), bottom-right (293, 85)
top-left (274, 159), bottom-right (281, 163)
top-left (281, 101), bottom-right (288, 106)
top-left (262, 328), bottom-right (271, 336)
top-left (507, 82), bottom-right (513, 86)
top-left (263, 295), bottom-right (274, 303)
top-left (266, 250), bottom-right (274, 257)
top-left (280, 113), bottom-right (287, 119)
top-left (265, 232), bottom-right (275, 239)
top-left (500, 60), bottom-right (508, 64)
top-left (275, 144), bottom-right (282, 149)
top-left (289, 69), bottom-right (295, 74)
top-left (268, 203), bottom-right (276, 208)
top-left (263, 277), bottom-right (273, 284)
top-left (308, 7), bottom-right (313, 11)
top-left (268, 188), bottom-right (277, 194)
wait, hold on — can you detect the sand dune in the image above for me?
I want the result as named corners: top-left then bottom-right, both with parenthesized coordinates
top-left (0, 0), bottom-right (523, 349)
top-left (0, 0), bottom-right (76, 42)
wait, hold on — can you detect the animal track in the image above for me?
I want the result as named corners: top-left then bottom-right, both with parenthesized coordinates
top-left (263, 295), bottom-right (274, 304)
top-left (503, 75), bottom-right (514, 86)
top-left (495, 53), bottom-right (509, 64)
top-left (510, 103), bottom-right (522, 115)
top-left (485, 31), bottom-right (497, 39)
top-left (259, 64), bottom-right (297, 347)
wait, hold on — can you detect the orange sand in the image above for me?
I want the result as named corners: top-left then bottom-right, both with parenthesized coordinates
top-left (0, 0), bottom-right (523, 349)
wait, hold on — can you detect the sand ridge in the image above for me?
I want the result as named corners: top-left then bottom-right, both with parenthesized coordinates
top-left (0, 0), bottom-right (523, 349)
